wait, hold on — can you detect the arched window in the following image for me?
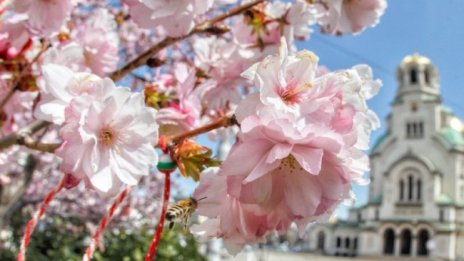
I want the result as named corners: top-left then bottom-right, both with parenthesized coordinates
top-left (345, 238), bottom-right (350, 249)
top-left (336, 237), bottom-right (342, 248)
top-left (417, 179), bottom-right (422, 200)
top-left (439, 209), bottom-right (444, 222)
top-left (383, 229), bottom-right (395, 255)
top-left (417, 229), bottom-right (430, 256)
top-left (410, 68), bottom-right (418, 84)
top-left (408, 175), bottom-right (414, 201)
top-left (400, 229), bottom-right (412, 255)
top-left (399, 180), bottom-right (405, 201)
top-left (317, 231), bottom-right (325, 250)
top-left (425, 69), bottom-right (430, 84)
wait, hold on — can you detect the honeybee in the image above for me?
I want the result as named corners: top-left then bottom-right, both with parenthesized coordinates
top-left (165, 197), bottom-right (206, 230)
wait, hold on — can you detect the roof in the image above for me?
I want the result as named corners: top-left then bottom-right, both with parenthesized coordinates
top-left (371, 132), bottom-right (389, 152)
top-left (440, 127), bottom-right (464, 149)
top-left (436, 194), bottom-right (453, 205)
top-left (401, 53), bottom-right (432, 66)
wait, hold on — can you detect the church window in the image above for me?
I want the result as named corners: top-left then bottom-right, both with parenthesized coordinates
top-left (406, 121), bottom-right (424, 138)
top-left (418, 122), bottom-right (424, 136)
top-left (317, 231), bottom-right (325, 250)
top-left (425, 69), bottom-right (430, 84)
top-left (345, 238), bottom-right (351, 249)
top-left (410, 68), bottom-right (418, 84)
top-left (399, 174), bottom-right (422, 203)
top-left (417, 179), bottom-right (422, 200)
top-left (399, 180), bottom-right (405, 201)
top-left (336, 237), bottom-right (342, 248)
top-left (408, 175), bottom-right (414, 200)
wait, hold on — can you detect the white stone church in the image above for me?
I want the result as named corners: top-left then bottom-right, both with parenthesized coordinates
top-left (307, 54), bottom-right (464, 260)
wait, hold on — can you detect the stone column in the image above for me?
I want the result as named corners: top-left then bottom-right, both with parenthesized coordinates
top-left (395, 234), bottom-right (401, 256)
top-left (411, 236), bottom-right (417, 257)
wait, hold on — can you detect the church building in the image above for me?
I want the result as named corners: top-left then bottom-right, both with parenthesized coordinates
top-left (307, 54), bottom-right (464, 260)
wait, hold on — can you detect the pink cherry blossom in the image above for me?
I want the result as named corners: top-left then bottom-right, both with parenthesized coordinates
top-left (11, 0), bottom-right (74, 36)
top-left (193, 36), bottom-right (257, 110)
top-left (72, 9), bottom-right (120, 76)
top-left (315, 0), bottom-right (387, 35)
top-left (35, 64), bottom-right (107, 124)
top-left (156, 66), bottom-right (202, 135)
top-left (192, 38), bottom-right (381, 252)
top-left (36, 64), bottom-right (159, 195)
top-left (125, 0), bottom-right (214, 37)
top-left (0, 14), bottom-right (31, 59)
top-left (57, 88), bottom-right (158, 195)
top-left (41, 9), bottom-right (119, 76)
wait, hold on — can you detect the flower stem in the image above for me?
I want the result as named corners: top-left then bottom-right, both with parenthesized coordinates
top-left (167, 115), bottom-right (237, 145)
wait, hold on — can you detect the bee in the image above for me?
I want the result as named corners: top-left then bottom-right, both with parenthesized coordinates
top-left (165, 197), bottom-right (206, 230)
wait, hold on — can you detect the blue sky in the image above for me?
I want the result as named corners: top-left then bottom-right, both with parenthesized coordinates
top-left (299, 0), bottom-right (464, 217)
top-left (177, 1), bottom-right (464, 218)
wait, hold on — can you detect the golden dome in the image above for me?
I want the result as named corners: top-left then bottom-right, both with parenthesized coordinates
top-left (401, 53), bottom-right (432, 66)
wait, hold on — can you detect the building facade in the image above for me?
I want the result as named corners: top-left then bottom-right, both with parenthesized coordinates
top-left (307, 54), bottom-right (464, 260)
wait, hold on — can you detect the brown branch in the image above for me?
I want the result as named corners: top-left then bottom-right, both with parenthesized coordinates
top-left (167, 115), bottom-right (237, 145)
top-left (0, 120), bottom-right (50, 150)
top-left (17, 133), bottom-right (61, 153)
top-left (109, 0), bottom-right (265, 82)
top-left (0, 84), bottom-right (17, 108)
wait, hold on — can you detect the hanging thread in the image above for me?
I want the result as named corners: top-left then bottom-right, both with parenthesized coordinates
top-left (144, 136), bottom-right (176, 261)
top-left (17, 176), bottom-right (66, 261)
top-left (82, 186), bottom-right (132, 261)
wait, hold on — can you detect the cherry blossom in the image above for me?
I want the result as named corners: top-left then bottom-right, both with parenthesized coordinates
top-left (0, 0), bottom-right (389, 257)
top-left (192, 39), bottom-right (381, 252)
top-left (315, 0), bottom-right (388, 35)
top-left (11, 0), bottom-right (74, 36)
top-left (0, 14), bottom-right (31, 59)
top-left (36, 64), bottom-right (159, 195)
top-left (156, 66), bottom-right (202, 135)
top-left (41, 9), bottom-right (119, 76)
top-left (125, 0), bottom-right (214, 37)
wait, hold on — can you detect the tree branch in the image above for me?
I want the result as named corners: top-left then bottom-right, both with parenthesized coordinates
top-left (167, 115), bottom-right (237, 145)
top-left (109, 0), bottom-right (265, 82)
top-left (0, 120), bottom-right (50, 150)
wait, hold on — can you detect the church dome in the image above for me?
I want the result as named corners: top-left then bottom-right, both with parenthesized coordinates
top-left (400, 53), bottom-right (432, 66)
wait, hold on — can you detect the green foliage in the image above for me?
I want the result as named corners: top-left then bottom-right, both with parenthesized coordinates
top-left (95, 227), bottom-right (207, 261)
top-left (1, 216), bottom-right (206, 261)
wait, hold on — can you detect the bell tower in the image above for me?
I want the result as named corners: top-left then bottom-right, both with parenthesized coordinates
top-left (395, 53), bottom-right (440, 104)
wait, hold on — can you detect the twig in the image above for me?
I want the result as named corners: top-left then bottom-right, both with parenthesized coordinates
top-left (109, 0), bottom-right (265, 82)
top-left (17, 133), bottom-right (61, 153)
top-left (0, 120), bottom-right (50, 150)
top-left (167, 115), bottom-right (237, 145)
